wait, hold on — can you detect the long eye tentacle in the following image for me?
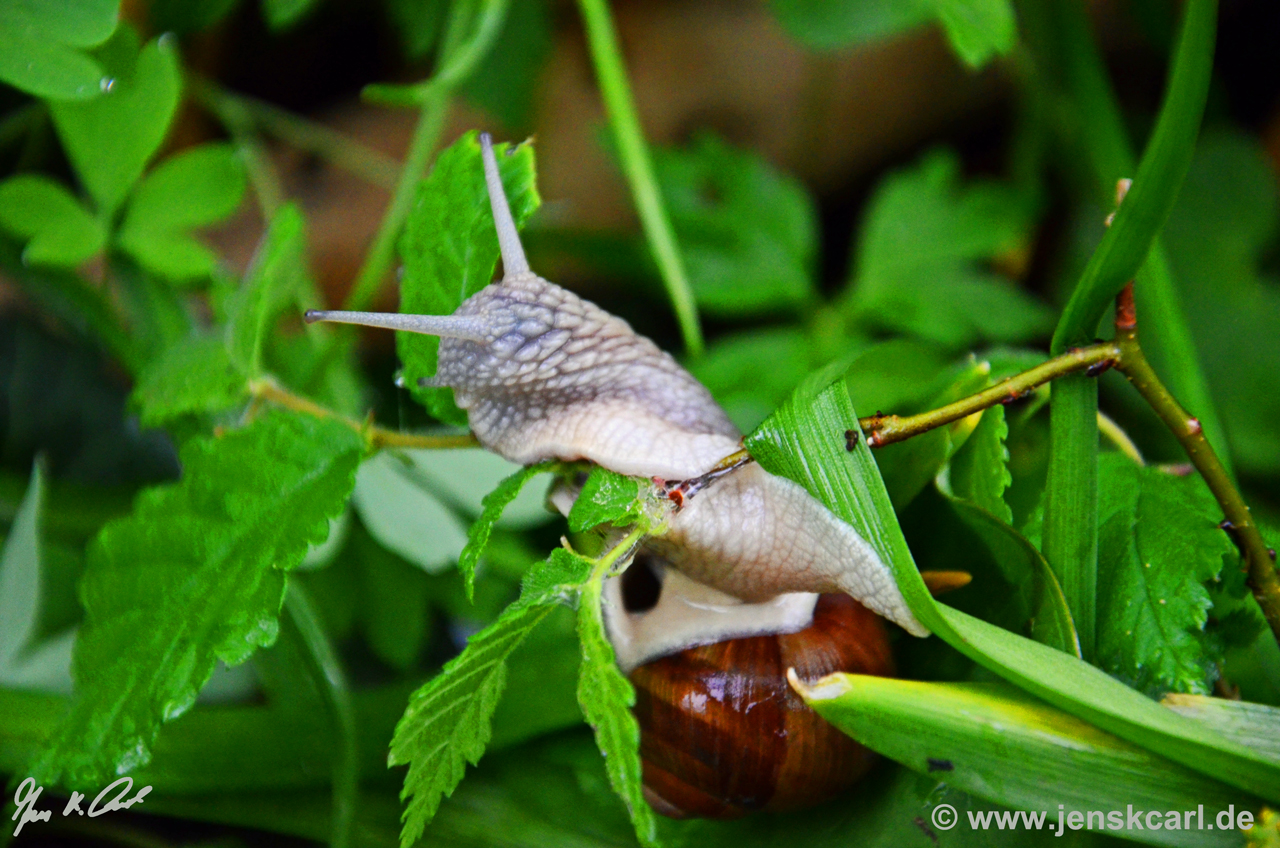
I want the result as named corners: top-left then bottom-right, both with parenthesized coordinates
top-left (480, 132), bottom-right (530, 278)
top-left (303, 309), bottom-right (490, 342)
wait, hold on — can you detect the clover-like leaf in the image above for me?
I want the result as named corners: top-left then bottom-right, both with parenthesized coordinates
top-left (117, 142), bottom-right (247, 281)
top-left (49, 26), bottom-right (181, 217)
top-left (0, 174), bottom-right (105, 266)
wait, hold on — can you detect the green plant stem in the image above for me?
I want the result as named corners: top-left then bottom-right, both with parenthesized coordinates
top-left (194, 80), bottom-right (284, 218)
top-left (577, 0), bottom-right (704, 357)
top-left (196, 79), bottom-right (399, 189)
top-left (284, 585), bottom-right (356, 848)
top-left (1049, 0), bottom-right (1216, 352)
top-left (342, 96), bottom-right (450, 311)
top-left (342, 2), bottom-right (482, 312)
top-left (857, 343), bottom-right (1119, 448)
top-left (364, 0), bottom-right (511, 107)
top-left (247, 377), bottom-right (479, 451)
top-left (1023, 0), bottom-right (1228, 471)
top-left (1110, 285), bottom-right (1280, 646)
top-left (1042, 375), bottom-right (1100, 660)
top-left (1096, 411), bottom-right (1144, 464)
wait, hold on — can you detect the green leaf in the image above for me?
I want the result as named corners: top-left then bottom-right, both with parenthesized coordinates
top-left (0, 462), bottom-right (44, 673)
top-left (351, 451), bottom-right (468, 574)
top-left (353, 527), bottom-right (433, 671)
top-left (937, 404), bottom-right (1080, 657)
top-left (0, 174), bottom-right (105, 266)
top-left (129, 333), bottom-right (247, 427)
top-left (941, 496), bottom-right (1080, 656)
top-left (1095, 455), bottom-right (1235, 698)
top-left (767, 0), bottom-right (1014, 68)
top-left (118, 142), bottom-right (247, 281)
top-left (461, 0), bottom-right (552, 130)
top-left (1163, 130), bottom-right (1280, 475)
top-left (577, 565), bottom-right (658, 847)
top-left (929, 0), bottom-right (1017, 68)
top-left (798, 674), bottom-right (1258, 848)
top-left (843, 150), bottom-right (1051, 349)
top-left (654, 132), bottom-right (818, 318)
top-left (398, 131), bottom-right (540, 424)
top-left (29, 411), bottom-right (362, 788)
top-left (1164, 694), bottom-right (1280, 765)
top-left (390, 547), bottom-right (591, 848)
top-left (942, 405), bottom-right (1012, 524)
top-left (690, 326), bottom-right (816, 432)
top-left (746, 364), bottom-right (1280, 802)
top-left (0, 0), bottom-right (119, 99)
top-left (262, 0), bottom-right (320, 30)
top-left (385, 0), bottom-right (447, 60)
top-left (151, 0), bottom-right (241, 34)
top-left (768, 0), bottom-right (931, 53)
top-left (1051, 0), bottom-right (1215, 351)
top-left (567, 466), bottom-right (643, 533)
top-left (225, 203), bottom-right (307, 376)
top-left (49, 28), bottom-right (181, 217)
top-left (458, 462), bottom-right (556, 601)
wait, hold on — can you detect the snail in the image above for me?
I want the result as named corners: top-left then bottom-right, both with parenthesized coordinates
top-left (305, 133), bottom-right (928, 816)
top-left (610, 551), bottom-right (893, 818)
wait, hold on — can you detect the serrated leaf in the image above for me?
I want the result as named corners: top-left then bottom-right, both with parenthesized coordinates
top-left (567, 466), bottom-right (643, 533)
top-left (843, 149), bottom-right (1051, 349)
top-left (28, 410), bottom-right (362, 788)
top-left (577, 567), bottom-right (658, 847)
top-left (1095, 454), bottom-right (1236, 697)
top-left (0, 174), bottom-right (105, 266)
top-left (391, 548), bottom-right (591, 847)
top-left (225, 203), bottom-right (307, 375)
top-left (118, 142), bottom-right (246, 281)
top-left (49, 28), bottom-right (180, 216)
top-left (458, 461), bottom-right (556, 600)
top-left (0, 0), bottom-right (119, 99)
top-left (398, 131), bottom-right (540, 424)
top-left (130, 333), bottom-right (247, 427)
top-left (798, 674), bottom-right (1257, 848)
top-left (654, 132), bottom-right (818, 317)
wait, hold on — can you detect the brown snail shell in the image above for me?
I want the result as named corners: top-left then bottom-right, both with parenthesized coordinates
top-left (629, 592), bottom-right (894, 819)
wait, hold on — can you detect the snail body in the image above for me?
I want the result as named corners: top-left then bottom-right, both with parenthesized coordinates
top-left (306, 133), bottom-right (917, 816)
top-left (306, 133), bottom-right (927, 638)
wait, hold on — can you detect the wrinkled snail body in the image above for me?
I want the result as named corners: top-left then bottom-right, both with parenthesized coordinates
top-left (306, 134), bottom-right (926, 817)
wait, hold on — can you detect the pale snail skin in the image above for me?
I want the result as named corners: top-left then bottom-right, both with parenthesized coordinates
top-left (306, 133), bottom-right (929, 644)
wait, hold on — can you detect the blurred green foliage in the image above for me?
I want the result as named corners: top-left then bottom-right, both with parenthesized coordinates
top-left (1, 0), bottom-right (1278, 846)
